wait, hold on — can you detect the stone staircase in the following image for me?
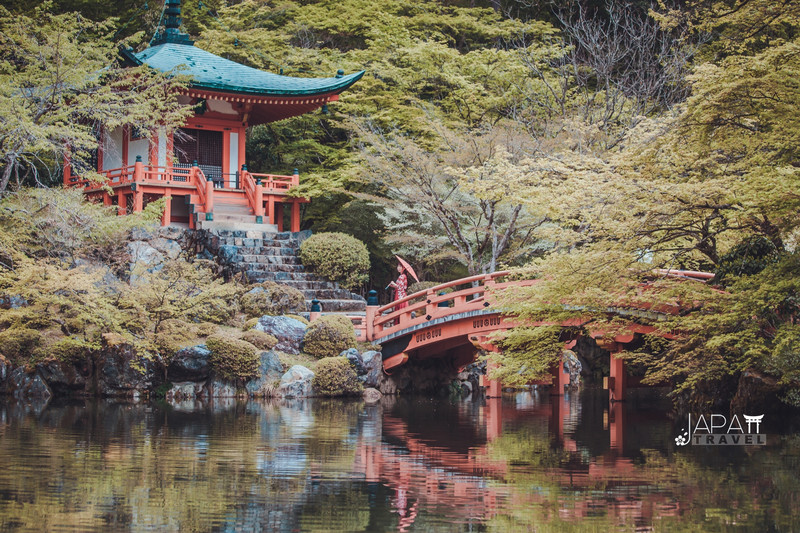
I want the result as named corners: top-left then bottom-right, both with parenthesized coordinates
top-left (192, 190), bottom-right (281, 233)
top-left (199, 228), bottom-right (366, 313)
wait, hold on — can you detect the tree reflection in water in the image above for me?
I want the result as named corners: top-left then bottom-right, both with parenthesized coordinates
top-left (0, 390), bottom-right (798, 532)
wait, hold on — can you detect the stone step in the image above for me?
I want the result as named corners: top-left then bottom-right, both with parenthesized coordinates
top-left (242, 276), bottom-right (330, 291)
top-left (241, 256), bottom-right (303, 267)
top-left (299, 288), bottom-right (361, 300)
top-left (234, 246), bottom-right (301, 257)
top-left (308, 299), bottom-right (367, 313)
top-left (197, 220), bottom-right (279, 232)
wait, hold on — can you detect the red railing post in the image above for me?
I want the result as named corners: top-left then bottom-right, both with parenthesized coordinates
top-left (365, 290), bottom-right (379, 342)
top-left (203, 171), bottom-right (214, 213)
top-left (133, 155), bottom-right (144, 182)
top-left (254, 177), bottom-right (265, 220)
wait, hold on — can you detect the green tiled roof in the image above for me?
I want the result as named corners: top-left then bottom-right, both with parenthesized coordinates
top-left (127, 42), bottom-right (364, 97)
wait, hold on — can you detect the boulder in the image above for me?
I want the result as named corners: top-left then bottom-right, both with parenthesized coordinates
top-left (128, 241), bottom-right (165, 270)
top-left (167, 381), bottom-right (206, 402)
top-left (254, 316), bottom-right (307, 354)
top-left (730, 370), bottom-right (784, 414)
top-left (363, 387), bottom-right (382, 403)
top-left (563, 349), bottom-right (582, 391)
top-left (5, 368), bottom-right (52, 401)
top-left (361, 350), bottom-right (383, 389)
top-left (96, 342), bottom-right (160, 397)
top-left (149, 237), bottom-right (182, 260)
top-left (341, 348), bottom-right (365, 375)
top-left (278, 365), bottom-right (314, 398)
top-left (0, 294), bottom-right (27, 309)
top-left (204, 379), bottom-right (237, 398)
top-left (245, 350), bottom-right (284, 397)
top-left (0, 355), bottom-right (9, 384)
top-left (168, 345), bottom-right (211, 382)
top-left (37, 359), bottom-right (90, 396)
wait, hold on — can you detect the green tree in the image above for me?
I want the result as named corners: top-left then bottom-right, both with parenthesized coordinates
top-left (0, 6), bottom-right (190, 192)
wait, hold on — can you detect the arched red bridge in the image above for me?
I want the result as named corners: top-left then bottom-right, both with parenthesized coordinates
top-left (324, 270), bottom-right (714, 401)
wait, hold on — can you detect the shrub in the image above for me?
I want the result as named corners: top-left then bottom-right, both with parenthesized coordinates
top-left (196, 322), bottom-right (219, 337)
top-left (312, 357), bottom-right (363, 396)
top-left (0, 328), bottom-right (42, 362)
top-left (302, 315), bottom-right (357, 359)
top-left (154, 319), bottom-right (198, 360)
top-left (299, 232), bottom-right (370, 290)
top-left (240, 281), bottom-right (306, 318)
top-left (240, 330), bottom-right (278, 351)
top-left (45, 338), bottom-right (99, 362)
top-left (242, 317), bottom-right (260, 331)
top-left (206, 334), bottom-right (260, 382)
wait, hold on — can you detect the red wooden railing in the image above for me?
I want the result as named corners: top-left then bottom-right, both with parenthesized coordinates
top-left (366, 272), bottom-right (537, 342)
top-left (362, 269), bottom-right (715, 343)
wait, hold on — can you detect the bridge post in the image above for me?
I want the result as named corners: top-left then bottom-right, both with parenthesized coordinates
top-left (608, 400), bottom-right (624, 451)
top-left (609, 350), bottom-right (625, 402)
top-left (365, 290), bottom-right (378, 342)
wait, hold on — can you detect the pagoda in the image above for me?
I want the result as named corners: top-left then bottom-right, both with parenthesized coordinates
top-left (66, 0), bottom-right (363, 232)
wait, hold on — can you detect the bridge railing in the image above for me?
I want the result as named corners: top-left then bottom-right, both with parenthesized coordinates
top-left (368, 271), bottom-right (538, 342)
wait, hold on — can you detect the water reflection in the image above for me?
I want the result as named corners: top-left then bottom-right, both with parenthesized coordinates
top-left (0, 390), bottom-right (798, 532)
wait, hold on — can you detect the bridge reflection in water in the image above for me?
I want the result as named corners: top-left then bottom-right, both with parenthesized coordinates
top-left (354, 390), bottom-right (680, 532)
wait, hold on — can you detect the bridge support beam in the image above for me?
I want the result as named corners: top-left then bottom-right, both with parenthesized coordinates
top-left (595, 334), bottom-right (633, 402)
top-left (609, 351), bottom-right (625, 402)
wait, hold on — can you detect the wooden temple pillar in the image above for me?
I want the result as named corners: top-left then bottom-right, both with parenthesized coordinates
top-left (117, 190), bottom-right (126, 216)
top-left (275, 203), bottom-right (284, 232)
top-left (290, 200), bottom-right (301, 233)
top-left (161, 195), bottom-right (172, 226)
top-left (266, 195), bottom-right (275, 225)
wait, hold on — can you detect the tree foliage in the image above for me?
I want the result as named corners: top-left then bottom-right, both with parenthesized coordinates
top-left (0, 5), bottom-right (190, 192)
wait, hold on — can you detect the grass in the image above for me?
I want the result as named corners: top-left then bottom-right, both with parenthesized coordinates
top-left (278, 351), bottom-right (319, 372)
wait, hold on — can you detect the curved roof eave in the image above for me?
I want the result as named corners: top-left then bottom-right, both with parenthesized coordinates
top-left (127, 42), bottom-right (364, 97)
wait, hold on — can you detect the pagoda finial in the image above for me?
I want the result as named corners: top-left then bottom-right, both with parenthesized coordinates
top-left (165, 0), bottom-right (182, 31)
top-left (152, 0), bottom-right (194, 46)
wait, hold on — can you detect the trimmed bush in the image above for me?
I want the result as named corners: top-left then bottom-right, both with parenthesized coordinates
top-left (206, 334), bottom-right (260, 382)
top-left (302, 315), bottom-right (357, 359)
top-left (312, 357), bottom-right (363, 396)
top-left (0, 328), bottom-right (42, 362)
top-left (240, 330), bottom-right (278, 351)
top-left (299, 232), bottom-right (369, 290)
top-left (240, 281), bottom-right (306, 318)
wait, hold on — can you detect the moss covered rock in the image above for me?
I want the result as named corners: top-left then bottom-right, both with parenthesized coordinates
top-left (240, 281), bottom-right (306, 318)
top-left (206, 334), bottom-right (259, 382)
top-left (299, 232), bottom-right (370, 290)
top-left (240, 330), bottom-right (278, 351)
top-left (312, 357), bottom-right (363, 396)
top-left (0, 328), bottom-right (42, 362)
top-left (302, 315), bottom-right (357, 359)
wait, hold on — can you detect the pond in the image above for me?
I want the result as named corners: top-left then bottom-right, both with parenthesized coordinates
top-left (0, 389), bottom-right (798, 532)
